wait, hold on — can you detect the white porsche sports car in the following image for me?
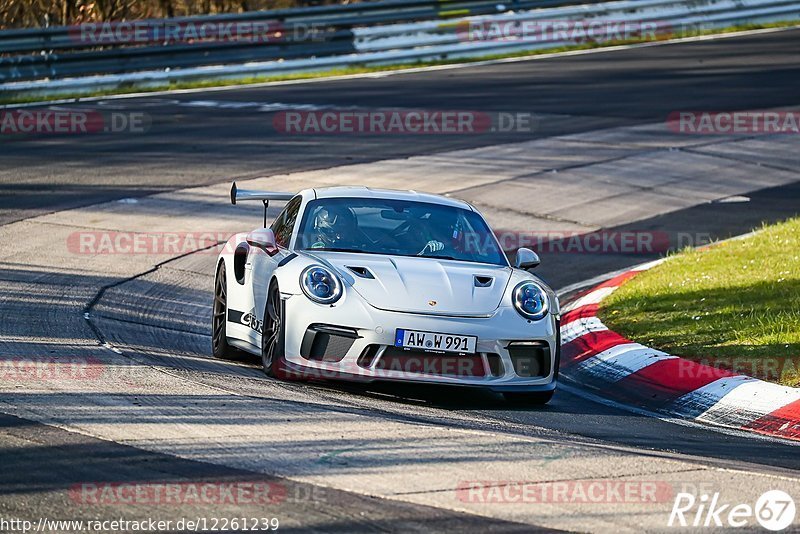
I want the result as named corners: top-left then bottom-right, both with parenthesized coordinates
top-left (213, 183), bottom-right (560, 403)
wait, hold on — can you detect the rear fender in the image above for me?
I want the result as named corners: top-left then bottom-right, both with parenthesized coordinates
top-left (218, 233), bottom-right (259, 346)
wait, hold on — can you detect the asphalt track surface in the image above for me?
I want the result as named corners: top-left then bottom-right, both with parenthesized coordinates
top-left (3, 28), bottom-right (800, 226)
top-left (2, 28), bottom-right (800, 531)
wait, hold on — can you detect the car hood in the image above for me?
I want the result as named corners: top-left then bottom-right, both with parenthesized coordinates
top-left (308, 252), bottom-right (512, 316)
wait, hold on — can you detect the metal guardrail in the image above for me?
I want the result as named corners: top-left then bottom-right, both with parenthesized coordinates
top-left (0, 0), bottom-right (600, 82)
top-left (353, 0), bottom-right (800, 55)
top-left (0, 0), bottom-right (798, 96)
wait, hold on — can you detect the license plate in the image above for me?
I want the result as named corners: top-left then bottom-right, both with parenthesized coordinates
top-left (394, 329), bottom-right (477, 354)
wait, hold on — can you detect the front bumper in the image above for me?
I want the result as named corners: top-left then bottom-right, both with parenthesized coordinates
top-left (280, 291), bottom-right (559, 391)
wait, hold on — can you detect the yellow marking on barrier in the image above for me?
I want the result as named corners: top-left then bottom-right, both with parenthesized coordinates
top-left (437, 21), bottom-right (468, 30)
top-left (439, 9), bottom-right (470, 17)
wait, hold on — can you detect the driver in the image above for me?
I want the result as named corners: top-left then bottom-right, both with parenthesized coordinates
top-left (416, 210), bottom-right (457, 256)
top-left (310, 205), bottom-right (359, 249)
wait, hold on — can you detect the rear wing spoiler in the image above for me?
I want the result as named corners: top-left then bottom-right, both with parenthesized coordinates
top-left (230, 182), bottom-right (295, 227)
top-left (230, 182), bottom-right (294, 205)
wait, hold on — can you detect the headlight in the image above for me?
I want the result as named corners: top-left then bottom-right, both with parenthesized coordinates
top-left (300, 265), bottom-right (343, 304)
top-left (512, 281), bottom-right (549, 321)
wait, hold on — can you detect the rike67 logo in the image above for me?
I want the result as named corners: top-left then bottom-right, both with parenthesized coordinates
top-left (669, 490), bottom-right (796, 531)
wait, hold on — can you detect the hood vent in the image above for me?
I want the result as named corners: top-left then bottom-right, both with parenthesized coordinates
top-left (347, 266), bottom-right (375, 279)
top-left (474, 275), bottom-right (494, 287)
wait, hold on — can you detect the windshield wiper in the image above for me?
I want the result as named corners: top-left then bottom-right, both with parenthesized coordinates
top-left (416, 254), bottom-right (459, 261)
top-left (306, 247), bottom-right (379, 254)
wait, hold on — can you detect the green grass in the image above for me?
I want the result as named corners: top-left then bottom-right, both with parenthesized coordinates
top-left (599, 218), bottom-right (800, 387)
top-left (1, 20), bottom-right (798, 106)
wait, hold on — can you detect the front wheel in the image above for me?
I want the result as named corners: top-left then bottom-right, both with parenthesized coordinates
top-left (503, 390), bottom-right (554, 405)
top-left (261, 282), bottom-right (286, 378)
top-left (211, 262), bottom-right (236, 359)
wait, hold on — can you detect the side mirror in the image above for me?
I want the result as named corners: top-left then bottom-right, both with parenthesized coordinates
top-left (515, 247), bottom-right (540, 270)
top-left (246, 228), bottom-right (278, 256)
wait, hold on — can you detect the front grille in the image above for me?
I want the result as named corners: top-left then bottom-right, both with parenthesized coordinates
top-left (300, 325), bottom-right (357, 362)
top-left (507, 341), bottom-right (551, 378)
top-left (375, 347), bottom-right (486, 377)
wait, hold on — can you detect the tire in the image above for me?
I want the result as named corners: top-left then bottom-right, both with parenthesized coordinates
top-left (503, 390), bottom-right (554, 405)
top-left (211, 262), bottom-right (237, 359)
top-left (261, 281), bottom-right (286, 378)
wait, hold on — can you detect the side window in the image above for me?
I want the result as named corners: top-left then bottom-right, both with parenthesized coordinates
top-left (271, 196), bottom-right (302, 248)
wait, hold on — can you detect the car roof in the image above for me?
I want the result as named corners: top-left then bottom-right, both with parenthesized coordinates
top-left (307, 186), bottom-right (473, 210)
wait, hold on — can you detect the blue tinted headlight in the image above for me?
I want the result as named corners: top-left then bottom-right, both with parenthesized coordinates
top-left (512, 281), bottom-right (549, 321)
top-left (301, 266), bottom-right (343, 304)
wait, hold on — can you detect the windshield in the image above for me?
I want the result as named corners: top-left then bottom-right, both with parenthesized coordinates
top-left (296, 197), bottom-right (507, 266)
